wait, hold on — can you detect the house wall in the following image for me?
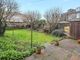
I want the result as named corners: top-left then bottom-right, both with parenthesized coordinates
top-left (6, 22), bottom-right (29, 29)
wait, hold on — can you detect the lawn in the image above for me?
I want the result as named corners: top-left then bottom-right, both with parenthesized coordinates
top-left (0, 29), bottom-right (60, 60)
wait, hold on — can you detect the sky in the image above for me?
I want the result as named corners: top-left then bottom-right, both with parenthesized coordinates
top-left (16, 0), bottom-right (80, 14)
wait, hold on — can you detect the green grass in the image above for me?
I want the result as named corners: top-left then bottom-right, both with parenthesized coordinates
top-left (0, 29), bottom-right (60, 60)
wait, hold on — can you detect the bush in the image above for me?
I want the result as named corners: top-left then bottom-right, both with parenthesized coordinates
top-left (52, 29), bottom-right (66, 37)
top-left (0, 29), bottom-right (60, 60)
top-left (0, 49), bottom-right (35, 60)
top-left (0, 38), bottom-right (35, 60)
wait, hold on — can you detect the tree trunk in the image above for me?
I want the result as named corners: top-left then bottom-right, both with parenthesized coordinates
top-left (0, 21), bottom-right (6, 36)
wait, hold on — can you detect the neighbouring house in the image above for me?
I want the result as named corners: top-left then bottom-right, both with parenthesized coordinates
top-left (6, 13), bottom-right (31, 29)
top-left (63, 7), bottom-right (80, 39)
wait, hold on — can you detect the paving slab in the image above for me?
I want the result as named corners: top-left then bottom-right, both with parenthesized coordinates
top-left (70, 54), bottom-right (80, 60)
top-left (59, 39), bottom-right (80, 54)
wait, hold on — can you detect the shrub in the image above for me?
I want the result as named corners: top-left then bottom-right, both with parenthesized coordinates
top-left (52, 29), bottom-right (66, 37)
top-left (0, 49), bottom-right (34, 60)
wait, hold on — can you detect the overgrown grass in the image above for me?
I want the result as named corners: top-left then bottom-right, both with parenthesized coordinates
top-left (0, 29), bottom-right (60, 60)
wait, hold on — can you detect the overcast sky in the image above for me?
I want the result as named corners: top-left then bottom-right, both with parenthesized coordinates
top-left (16, 0), bottom-right (80, 14)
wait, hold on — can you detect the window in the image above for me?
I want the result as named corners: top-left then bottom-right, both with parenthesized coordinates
top-left (77, 13), bottom-right (80, 18)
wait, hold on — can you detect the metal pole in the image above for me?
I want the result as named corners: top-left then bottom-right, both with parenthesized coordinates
top-left (31, 27), bottom-right (33, 48)
top-left (12, 22), bottom-right (15, 40)
top-left (31, 19), bottom-right (33, 48)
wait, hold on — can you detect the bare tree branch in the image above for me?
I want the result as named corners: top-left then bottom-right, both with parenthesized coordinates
top-left (44, 8), bottom-right (62, 33)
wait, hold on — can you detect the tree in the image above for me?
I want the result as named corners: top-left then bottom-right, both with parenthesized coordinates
top-left (24, 11), bottom-right (41, 48)
top-left (32, 19), bottom-right (46, 30)
top-left (0, 0), bottom-right (18, 36)
top-left (24, 11), bottom-right (41, 30)
top-left (44, 8), bottom-right (62, 33)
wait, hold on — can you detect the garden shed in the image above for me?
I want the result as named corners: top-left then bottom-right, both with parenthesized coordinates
top-left (70, 21), bottom-right (80, 39)
top-left (58, 21), bottom-right (69, 29)
top-left (58, 21), bottom-right (70, 35)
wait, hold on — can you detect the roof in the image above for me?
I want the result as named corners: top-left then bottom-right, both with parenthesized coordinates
top-left (69, 18), bottom-right (80, 22)
top-left (59, 21), bottom-right (69, 23)
top-left (7, 12), bottom-right (27, 23)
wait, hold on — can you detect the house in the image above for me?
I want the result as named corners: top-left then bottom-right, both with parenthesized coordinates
top-left (62, 7), bottom-right (80, 39)
top-left (6, 13), bottom-right (30, 28)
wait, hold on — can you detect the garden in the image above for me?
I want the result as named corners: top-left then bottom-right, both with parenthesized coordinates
top-left (0, 29), bottom-right (60, 60)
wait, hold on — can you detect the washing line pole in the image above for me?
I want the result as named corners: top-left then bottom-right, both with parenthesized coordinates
top-left (12, 21), bottom-right (15, 41)
top-left (31, 18), bottom-right (33, 48)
